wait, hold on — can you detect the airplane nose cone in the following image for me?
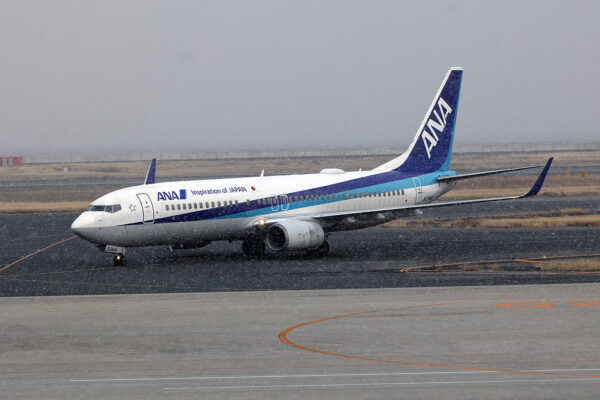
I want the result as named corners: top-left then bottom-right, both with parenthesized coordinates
top-left (71, 212), bottom-right (95, 237)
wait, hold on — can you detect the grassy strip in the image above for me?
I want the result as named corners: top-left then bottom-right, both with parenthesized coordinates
top-left (384, 212), bottom-right (600, 229)
top-left (476, 215), bottom-right (600, 228)
top-left (442, 185), bottom-right (600, 200)
top-left (0, 202), bottom-right (88, 213)
top-left (537, 258), bottom-right (600, 271)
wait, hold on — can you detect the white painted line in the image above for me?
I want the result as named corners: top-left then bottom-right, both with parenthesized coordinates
top-left (70, 371), bottom-right (493, 382)
top-left (163, 378), bottom-right (600, 391)
top-left (70, 368), bottom-right (600, 383)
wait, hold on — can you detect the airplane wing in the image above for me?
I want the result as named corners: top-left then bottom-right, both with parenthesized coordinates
top-left (253, 157), bottom-right (553, 229)
top-left (437, 164), bottom-right (544, 183)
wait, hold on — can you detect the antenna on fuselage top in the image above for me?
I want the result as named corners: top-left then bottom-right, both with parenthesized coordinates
top-left (144, 158), bottom-right (156, 185)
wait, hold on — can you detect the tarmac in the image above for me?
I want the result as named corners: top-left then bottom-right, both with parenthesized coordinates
top-left (0, 197), bottom-right (599, 296)
top-left (1, 284), bottom-right (599, 399)
top-left (0, 196), bottom-right (599, 398)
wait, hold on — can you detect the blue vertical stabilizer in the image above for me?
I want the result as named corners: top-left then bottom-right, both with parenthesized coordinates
top-left (376, 68), bottom-right (463, 174)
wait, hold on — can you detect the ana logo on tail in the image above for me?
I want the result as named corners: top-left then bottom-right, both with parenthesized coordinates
top-left (421, 97), bottom-right (452, 159)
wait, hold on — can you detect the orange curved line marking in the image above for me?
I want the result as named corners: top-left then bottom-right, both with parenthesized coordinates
top-left (0, 236), bottom-right (77, 274)
top-left (279, 303), bottom-right (600, 379)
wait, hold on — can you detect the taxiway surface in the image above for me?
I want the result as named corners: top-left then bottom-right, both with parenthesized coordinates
top-left (0, 196), bottom-right (599, 297)
top-left (1, 284), bottom-right (599, 399)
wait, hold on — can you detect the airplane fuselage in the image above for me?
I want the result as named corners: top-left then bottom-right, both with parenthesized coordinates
top-left (72, 168), bottom-right (456, 248)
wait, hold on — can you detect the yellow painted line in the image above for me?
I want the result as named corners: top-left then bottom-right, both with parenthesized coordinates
top-left (494, 302), bottom-right (554, 309)
top-left (0, 236), bottom-right (77, 273)
top-left (514, 259), bottom-right (545, 264)
top-left (565, 301), bottom-right (600, 307)
top-left (279, 303), bottom-right (600, 379)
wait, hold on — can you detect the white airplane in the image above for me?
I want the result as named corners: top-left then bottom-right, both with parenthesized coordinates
top-left (71, 67), bottom-right (553, 265)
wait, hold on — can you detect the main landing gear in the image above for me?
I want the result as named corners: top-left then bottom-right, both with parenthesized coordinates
top-left (242, 237), bottom-right (266, 258)
top-left (113, 253), bottom-right (126, 266)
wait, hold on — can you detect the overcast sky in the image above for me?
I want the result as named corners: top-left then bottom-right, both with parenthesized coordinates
top-left (1, 0), bottom-right (599, 154)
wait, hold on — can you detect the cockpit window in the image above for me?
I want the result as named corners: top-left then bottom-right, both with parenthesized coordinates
top-left (86, 204), bottom-right (122, 213)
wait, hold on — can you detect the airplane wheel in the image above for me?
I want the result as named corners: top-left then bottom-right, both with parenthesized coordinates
top-left (242, 238), bottom-right (266, 258)
top-left (307, 240), bottom-right (329, 258)
top-left (113, 254), bottom-right (126, 266)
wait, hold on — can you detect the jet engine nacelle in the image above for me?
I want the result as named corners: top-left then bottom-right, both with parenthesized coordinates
top-left (266, 220), bottom-right (325, 251)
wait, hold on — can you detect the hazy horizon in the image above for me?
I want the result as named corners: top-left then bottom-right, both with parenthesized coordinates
top-left (2, 1), bottom-right (599, 154)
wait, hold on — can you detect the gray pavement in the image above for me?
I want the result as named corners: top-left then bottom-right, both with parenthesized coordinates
top-left (1, 284), bottom-right (599, 399)
top-left (0, 199), bottom-right (599, 296)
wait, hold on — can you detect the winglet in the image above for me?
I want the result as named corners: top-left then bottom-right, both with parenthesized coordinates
top-left (144, 158), bottom-right (156, 185)
top-left (520, 157), bottom-right (553, 198)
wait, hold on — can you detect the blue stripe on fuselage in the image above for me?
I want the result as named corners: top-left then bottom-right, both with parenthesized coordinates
top-left (124, 169), bottom-right (454, 227)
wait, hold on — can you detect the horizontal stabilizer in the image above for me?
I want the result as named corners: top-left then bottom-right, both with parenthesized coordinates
top-left (144, 158), bottom-right (156, 185)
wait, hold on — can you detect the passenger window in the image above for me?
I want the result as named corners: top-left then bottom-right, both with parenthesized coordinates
top-left (165, 205), bottom-right (169, 211)
top-left (246, 199), bottom-right (251, 206)
top-left (235, 200), bottom-right (238, 205)
top-left (401, 189), bottom-right (405, 195)
top-left (177, 204), bottom-right (181, 210)
top-left (217, 201), bottom-right (221, 207)
top-left (182, 204), bottom-right (186, 210)
top-left (205, 202), bottom-right (209, 208)
top-left (193, 203), bottom-right (197, 209)
top-left (199, 202), bottom-right (203, 209)
top-left (211, 201), bottom-right (215, 208)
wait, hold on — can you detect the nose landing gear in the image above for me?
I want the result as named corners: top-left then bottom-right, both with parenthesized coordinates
top-left (104, 245), bottom-right (127, 266)
top-left (113, 253), bottom-right (126, 266)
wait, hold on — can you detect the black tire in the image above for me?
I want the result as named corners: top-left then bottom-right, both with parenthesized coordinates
top-left (113, 254), bottom-right (126, 266)
top-left (242, 238), bottom-right (266, 258)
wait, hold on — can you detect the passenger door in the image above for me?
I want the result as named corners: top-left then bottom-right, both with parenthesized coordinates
top-left (136, 193), bottom-right (155, 224)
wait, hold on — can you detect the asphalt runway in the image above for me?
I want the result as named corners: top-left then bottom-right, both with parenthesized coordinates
top-left (1, 284), bottom-right (599, 399)
top-left (0, 196), bottom-right (598, 297)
